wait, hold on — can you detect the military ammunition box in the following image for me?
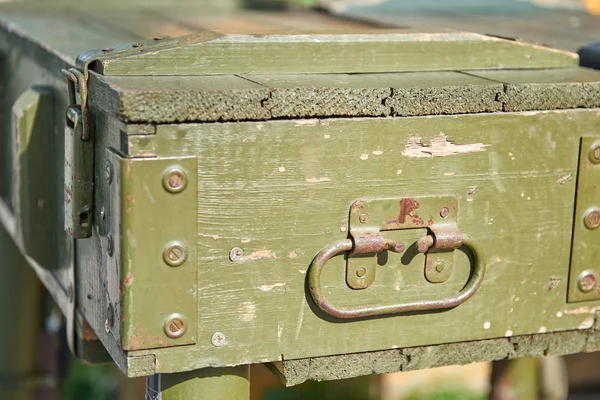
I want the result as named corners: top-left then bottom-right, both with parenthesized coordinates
top-left (3, 2), bottom-right (600, 398)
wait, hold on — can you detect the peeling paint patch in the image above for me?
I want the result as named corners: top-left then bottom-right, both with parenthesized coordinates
top-left (556, 174), bottom-right (573, 184)
top-left (564, 305), bottom-right (600, 315)
top-left (397, 169), bottom-right (403, 175)
top-left (238, 301), bottom-right (257, 322)
top-left (289, 251), bottom-right (297, 258)
top-left (298, 269), bottom-right (307, 274)
top-left (340, 226), bottom-right (347, 232)
top-left (278, 166), bottom-right (286, 172)
top-left (539, 326), bottom-right (547, 333)
top-left (372, 150), bottom-right (384, 156)
top-left (578, 317), bottom-right (594, 329)
top-left (257, 282), bottom-right (286, 292)
top-left (211, 235), bottom-right (221, 240)
top-left (483, 322), bottom-right (491, 329)
top-left (505, 330), bottom-right (513, 337)
top-left (306, 177), bottom-right (330, 183)
top-left (246, 249), bottom-right (277, 260)
top-left (241, 239), bottom-right (251, 243)
top-left (324, 134), bottom-right (331, 139)
top-left (403, 133), bottom-right (489, 158)
top-left (556, 311), bottom-right (564, 318)
top-left (444, 172), bottom-right (455, 176)
top-left (360, 153), bottom-right (369, 160)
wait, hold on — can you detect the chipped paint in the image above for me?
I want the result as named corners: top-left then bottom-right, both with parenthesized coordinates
top-left (360, 153), bottom-right (369, 160)
top-left (403, 133), bottom-right (489, 158)
top-left (564, 305), bottom-right (600, 315)
top-left (578, 317), bottom-right (594, 329)
top-left (397, 169), bottom-right (403, 175)
top-left (539, 326), bottom-right (547, 333)
top-left (556, 311), bottom-right (564, 317)
top-left (246, 249), bottom-right (277, 260)
top-left (483, 322), bottom-right (491, 329)
top-left (372, 150), bottom-right (384, 156)
top-left (289, 251), bottom-right (297, 258)
top-left (505, 330), bottom-right (513, 337)
top-left (238, 301), bottom-right (257, 322)
top-left (257, 282), bottom-right (286, 291)
top-left (278, 166), bottom-right (286, 172)
top-left (306, 177), bottom-right (330, 183)
top-left (324, 134), bottom-right (331, 139)
top-left (557, 174), bottom-right (573, 184)
top-left (241, 239), bottom-right (251, 243)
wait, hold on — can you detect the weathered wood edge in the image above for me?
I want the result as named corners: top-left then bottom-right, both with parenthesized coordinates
top-left (89, 68), bottom-right (600, 125)
top-left (94, 31), bottom-right (578, 76)
top-left (272, 314), bottom-right (600, 386)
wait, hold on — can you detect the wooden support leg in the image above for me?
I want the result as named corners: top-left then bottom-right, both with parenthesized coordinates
top-left (147, 366), bottom-right (250, 400)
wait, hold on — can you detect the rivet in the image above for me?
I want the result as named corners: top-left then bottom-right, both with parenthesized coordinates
top-left (163, 242), bottom-right (187, 267)
top-left (107, 233), bottom-right (114, 256)
top-left (440, 207), bottom-right (450, 218)
top-left (229, 247), bottom-right (243, 262)
top-left (105, 160), bottom-right (113, 184)
top-left (162, 167), bottom-right (187, 193)
top-left (164, 314), bottom-right (187, 339)
top-left (584, 209), bottom-right (600, 229)
top-left (356, 267), bottom-right (367, 277)
top-left (435, 261), bottom-right (446, 273)
top-left (590, 144), bottom-right (600, 164)
top-left (211, 332), bottom-right (226, 347)
top-left (359, 213), bottom-right (369, 223)
top-left (102, 47), bottom-right (114, 53)
top-left (578, 271), bottom-right (597, 293)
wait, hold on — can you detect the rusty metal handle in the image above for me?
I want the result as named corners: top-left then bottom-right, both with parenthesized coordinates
top-left (307, 236), bottom-right (485, 319)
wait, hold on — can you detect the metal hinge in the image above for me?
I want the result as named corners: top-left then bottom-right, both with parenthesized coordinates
top-left (62, 68), bottom-right (94, 239)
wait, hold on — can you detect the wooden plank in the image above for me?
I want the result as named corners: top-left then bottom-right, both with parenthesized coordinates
top-left (244, 72), bottom-right (503, 118)
top-left (94, 31), bottom-right (578, 76)
top-left (122, 110), bottom-right (600, 374)
top-left (467, 67), bottom-right (600, 111)
top-left (88, 72), bottom-right (271, 123)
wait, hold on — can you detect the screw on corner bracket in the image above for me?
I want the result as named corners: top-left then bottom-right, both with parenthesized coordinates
top-left (163, 242), bottom-right (187, 267)
top-left (590, 144), bottom-right (600, 164)
top-left (164, 314), bottom-right (187, 339)
top-left (584, 209), bottom-right (600, 230)
top-left (162, 167), bottom-right (187, 193)
top-left (440, 207), bottom-right (450, 218)
top-left (578, 271), bottom-right (597, 293)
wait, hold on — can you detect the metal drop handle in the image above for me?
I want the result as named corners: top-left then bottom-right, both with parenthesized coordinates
top-left (307, 235), bottom-right (486, 319)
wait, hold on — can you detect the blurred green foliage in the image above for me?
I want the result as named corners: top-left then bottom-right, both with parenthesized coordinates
top-left (62, 358), bottom-right (118, 400)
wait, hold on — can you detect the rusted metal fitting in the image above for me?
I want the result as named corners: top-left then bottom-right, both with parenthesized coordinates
top-left (578, 271), bottom-right (597, 293)
top-left (164, 313), bottom-right (187, 339)
top-left (417, 235), bottom-right (434, 253)
top-left (353, 235), bottom-right (404, 255)
top-left (358, 213), bottom-right (369, 223)
top-left (162, 167), bottom-right (188, 193)
top-left (430, 230), bottom-right (464, 250)
top-left (584, 208), bottom-right (600, 229)
top-left (440, 207), bottom-right (450, 218)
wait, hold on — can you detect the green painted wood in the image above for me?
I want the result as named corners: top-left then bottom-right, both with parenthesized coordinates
top-left (94, 31), bottom-right (578, 76)
top-left (11, 87), bottom-right (56, 269)
top-left (467, 68), bottom-right (600, 111)
top-left (90, 68), bottom-right (600, 124)
top-left (118, 110), bottom-right (600, 375)
top-left (160, 366), bottom-right (250, 400)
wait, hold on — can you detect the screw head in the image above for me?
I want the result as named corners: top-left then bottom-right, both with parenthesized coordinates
top-left (107, 233), bottom-right (114, 256)
top-left (163, 242), bottom-right (187, 267)
top-left (590, 145), bottom-right (600, 164)
top-left (229, 247), bottom-right (243, 262)
top-left (356, 267), bottom-right (367, 277)
top-left (435, 261), bottom-right (446, 273)
top-left (211, 332), bottom-right (226, 347)
top-left (578, 271), bottom-right (597, 293)
top-left (440, 207), bottom-right (450, 219)
top-left (100, 206), bottom-right (106, 220)
top-left (102, 47), bottom-right (115, 53)
top-left (359, 213), bottom-right (369, 223)
top-left (162, 167), bottom-right (187, 193)
top-left (164, 314), bottom-right (187, 339)
top-left (584, 209), bottom-right (600, 229)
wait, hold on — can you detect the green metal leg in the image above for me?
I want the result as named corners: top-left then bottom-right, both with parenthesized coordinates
top-left (149, 366), bottom-right (250, 400)
top-left (0, 224), bottom-right (43, 400)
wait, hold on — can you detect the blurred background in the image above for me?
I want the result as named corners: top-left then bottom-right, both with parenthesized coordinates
top-left (2, 0), bottom-right (600, 399)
